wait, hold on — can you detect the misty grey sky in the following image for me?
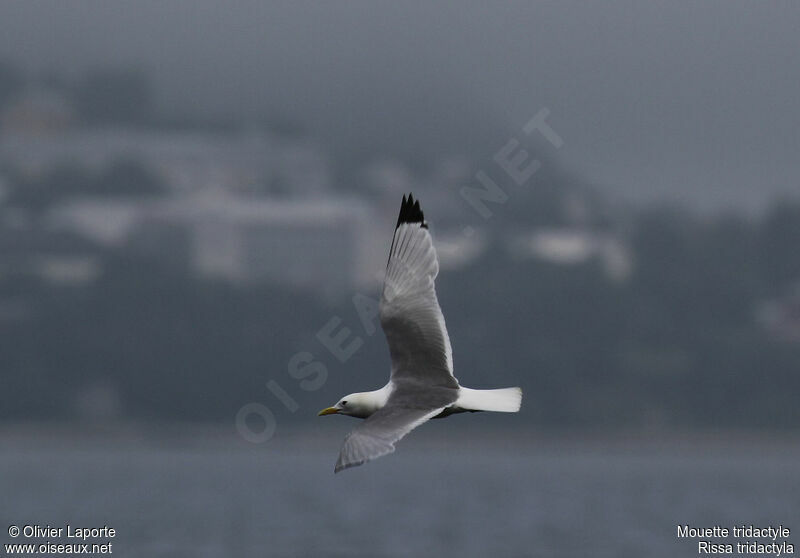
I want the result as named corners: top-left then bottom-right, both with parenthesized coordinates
top-left (1, 1), bottom-right (798, 211)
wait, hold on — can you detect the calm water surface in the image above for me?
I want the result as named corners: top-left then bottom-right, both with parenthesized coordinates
top-left (1, 428), bottom-right (798, 557)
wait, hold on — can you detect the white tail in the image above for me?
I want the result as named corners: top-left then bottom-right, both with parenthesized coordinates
top-left (456, 386), bottom-right (522, 413)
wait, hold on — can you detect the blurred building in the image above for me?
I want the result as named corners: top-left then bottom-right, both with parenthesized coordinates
top-left (149, 193), bottom-right (382, 293)
top-left (47, 193), bottom-right (386, 294)
top-left (508, 228), bottom-right (633, 282)
top-left (0, 221), bottom-right (102, 288)
top-left (434, 230), bottom-right (488, 271)
top-left (0, 87), bottom-right (334, 198)
top-left (0, 218), bottom-right (102, 325)
top-left (0, 127), bottom-right (275, 193)
top-left (758, 286), bottom-right (800, 342)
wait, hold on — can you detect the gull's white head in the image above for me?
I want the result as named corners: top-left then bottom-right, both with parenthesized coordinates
top-left (318, 390), bottom-right (385, 419)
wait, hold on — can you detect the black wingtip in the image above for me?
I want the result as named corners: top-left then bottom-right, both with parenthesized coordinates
top-left (334, 460), bottom-right (363, 474)
top-left (395, 192), bottom-right (428, 229)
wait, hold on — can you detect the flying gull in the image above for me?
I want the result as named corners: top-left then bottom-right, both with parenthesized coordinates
top-left (318, 194), bottom-right (522, 472)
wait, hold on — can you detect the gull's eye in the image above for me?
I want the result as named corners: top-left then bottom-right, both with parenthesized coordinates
top-left (341, 400), bottom-right (347, 406)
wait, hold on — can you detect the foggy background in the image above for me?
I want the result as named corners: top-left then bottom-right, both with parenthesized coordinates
top-left (1, 2), bottom-right (799, 557)
top-left (1, 0), bottom-right (798, 429)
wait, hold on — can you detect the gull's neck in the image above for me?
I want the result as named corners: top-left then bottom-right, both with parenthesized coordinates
top-left (356, 383), bottom-right (393, 417)
top-left (372, 382), bottom-right (393, 407)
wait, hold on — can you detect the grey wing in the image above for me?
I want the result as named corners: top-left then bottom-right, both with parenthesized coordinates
top-left (380, 195), bottom-right (458, 388)
top-left (334, 386), bottom-right (456, 473)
